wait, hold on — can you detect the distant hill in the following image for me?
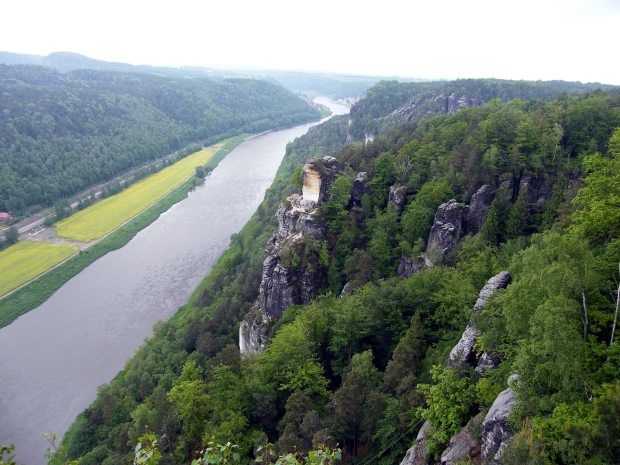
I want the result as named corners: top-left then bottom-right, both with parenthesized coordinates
top-left (0, 50), bottom-right (422, 99)
top-left (0, 64), bottom-right (321, 214)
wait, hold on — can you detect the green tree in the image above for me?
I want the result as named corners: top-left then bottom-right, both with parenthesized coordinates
top-left (506, 187), bottom-right (528, 239)
top-left (416, 366), bottom-right (476, 457)
top-left (571, 128), bottom-right (620, 250)
top-left (481, 198), bottom-right (500, 246)
top-left (289, 164), bottom-right (304, 191)
top-left (3, 226), bottom-right (18, 245)
top-left (167, 361), bottom-right (211, 446)
top-left (541, 171), bottom-right (566, 230)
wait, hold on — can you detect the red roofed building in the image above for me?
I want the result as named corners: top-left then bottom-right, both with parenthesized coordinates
top-left (0, 213), bottom-right (12, 223)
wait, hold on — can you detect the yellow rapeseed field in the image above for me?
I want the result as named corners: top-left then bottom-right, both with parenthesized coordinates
top-left (0, 241), bottom-right (78, 297)
top-left (56, 148), bottom-right (215, 242)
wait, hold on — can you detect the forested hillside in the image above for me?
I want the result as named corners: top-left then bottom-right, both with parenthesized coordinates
top-left (54, 87), bottom-right (620, 465)
top-left (0, 51), bottom-right (385, 101)
top-left (347, 79), bottom-right (620, 143)
top-left (0, 64), bottom-right (321, 215)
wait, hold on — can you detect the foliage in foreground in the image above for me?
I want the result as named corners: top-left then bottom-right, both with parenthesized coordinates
top-left (56, 90), bottom-right (620, 464)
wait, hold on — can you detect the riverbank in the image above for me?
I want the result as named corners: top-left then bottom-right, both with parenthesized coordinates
top-left (0, 135), bottom-right (250, 328)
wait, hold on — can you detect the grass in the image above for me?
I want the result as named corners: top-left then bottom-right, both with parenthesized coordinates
top-left (0, 241), bottom-right (77, 297)
top-left (56, 148), bottom-right (216, 242)
top-left (0, 134), bottom-right (251, 329)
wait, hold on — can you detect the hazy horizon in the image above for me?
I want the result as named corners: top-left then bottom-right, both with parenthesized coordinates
top-left (2, 0), bottom-right (619, 85)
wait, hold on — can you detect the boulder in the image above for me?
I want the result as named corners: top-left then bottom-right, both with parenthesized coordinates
top-left (447, 271), bottom-right (511, 369)
top-left (481, 374), bottom-right (519, 461)
top-left (400, 420), bottom-right (432, 465)
top-left (463, 185), bottom-right (495, 236)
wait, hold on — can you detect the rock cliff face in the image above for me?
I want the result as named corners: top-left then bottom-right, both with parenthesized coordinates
top-left (462, 184), bottom-right (495, 237)
top-left (239, 157), bottom-right (339, 354)
top-left (351, 172), bottom-right (368, 211)
top-left (481, 374), bottom-right (519, 462)
top-left (427, 199), bottom-right (462, 255)
top-left (389, 185), bottom-right (408, 214)
top-left (397, 256), bottom-right (422, 279)
top-left (399, 420), bottom-right (432, 465)
top-left (434, 93), bottom-right (485, 115)
top-left (440, 413), bottom-right (484, 465)
top-left (447, 272), bottom-right (511, 369)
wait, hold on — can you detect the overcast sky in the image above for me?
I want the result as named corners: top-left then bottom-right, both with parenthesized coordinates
top-left (2, 0), bottom-right (618, 84)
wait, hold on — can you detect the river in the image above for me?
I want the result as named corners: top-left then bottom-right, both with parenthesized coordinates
top-left (0, 97), bottom-right (349, 464)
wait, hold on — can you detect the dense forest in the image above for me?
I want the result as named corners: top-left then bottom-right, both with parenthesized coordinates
top-left (0, 64), bottom-right (321, 215)
top-left (347, 79), bottom-right (620, 143)
top-left (49, 80), bottom-right (620, 465)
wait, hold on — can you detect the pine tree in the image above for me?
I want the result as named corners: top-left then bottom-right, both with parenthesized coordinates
top-left (506, 187), bottom-right (528, 240)
top-left (481, 198), bottom-right (500, 246)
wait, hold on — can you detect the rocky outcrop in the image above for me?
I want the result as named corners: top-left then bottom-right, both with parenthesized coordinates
top-left (481, 374), bottom-right (519, 462)
top-left (340, 281), bottom-right (353, 297)
top-left (397, 256), bottom-right (422, 278)
top-left (434, 93), bottom-right (485, 115)
top-left (427, 199), bottom-right (462, 255)
top-left (462, 184), bottom-right (495, 236)
top-left (302, 156), bottom-right (339, 204)
top-left (447, 272), bottom-right (511, 369)
top-left (441, 413), bottom-right (484, 465)
top-left (387, 98), bottom-right (424, 123)
top-left (389, 185), bottom-right (408, 213)
top-left (240, 157), bottom-right (338, 354)
top-left (475, 352), bottom-right (501, 374)
top-left (351, 172), bottom-right (368, 210)
top-left (239, 302), bottom-right (270, 354)
top-left (276, 195), bottom-right (325, 240)
top-left (400, 420), bottom-right (432, 465)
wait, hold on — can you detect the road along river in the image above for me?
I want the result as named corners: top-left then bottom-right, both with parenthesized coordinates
top-left (0, 97), bottom-right (349, 464)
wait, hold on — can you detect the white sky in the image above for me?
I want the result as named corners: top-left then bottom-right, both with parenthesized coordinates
top-left (1, 0), bottom-right (619, 84)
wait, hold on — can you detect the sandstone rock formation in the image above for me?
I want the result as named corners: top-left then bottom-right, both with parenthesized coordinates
top-left (239, 157), bottom-right (338, 354)
top-left (462, 184), bottom-right (495, 236)
top-left (351, 172), bottom-right (368, 210)
top-left (440, 413), bottom-right (484, 465)
top-left (400, 420), bottom-right (432, 465)
top-left (301, 156), bottom-right (339, 205)
top-left (389, 185), bottom-right (408, 213)
top-left (481, 374), bottom-right (519, 462)
top-left (447, 271), bottom-right (511, 369)
top-left (397, 256), bottom-right (422, 278)
top-left (427, 199), bottom-right (462, 256)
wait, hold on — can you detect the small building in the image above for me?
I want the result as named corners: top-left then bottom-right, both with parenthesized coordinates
top-left (0, 213), bottom-right (12, 223)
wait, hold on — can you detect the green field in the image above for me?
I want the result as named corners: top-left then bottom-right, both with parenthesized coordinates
top-left (56, 148), bottom-right (216, 242)
top-left (0, 134), bottom-right (251, 329)
top-left (0, 241), bottom-right (78, 297)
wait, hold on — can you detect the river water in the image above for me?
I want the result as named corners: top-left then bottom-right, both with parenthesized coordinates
top-left (0, 97), bottom-right (349, 464)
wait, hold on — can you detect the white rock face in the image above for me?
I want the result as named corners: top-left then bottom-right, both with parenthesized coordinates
top-left (302, 168), bottom-right (321, 203)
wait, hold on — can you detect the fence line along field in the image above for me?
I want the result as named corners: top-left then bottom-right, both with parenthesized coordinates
top-left (0, 241), bottom-right (78, 297)
top-left (56, 148), bottom-right (216, 242)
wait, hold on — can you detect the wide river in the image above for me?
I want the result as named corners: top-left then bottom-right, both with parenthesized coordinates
top-left (0, 97), bottom-right (349, 464)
